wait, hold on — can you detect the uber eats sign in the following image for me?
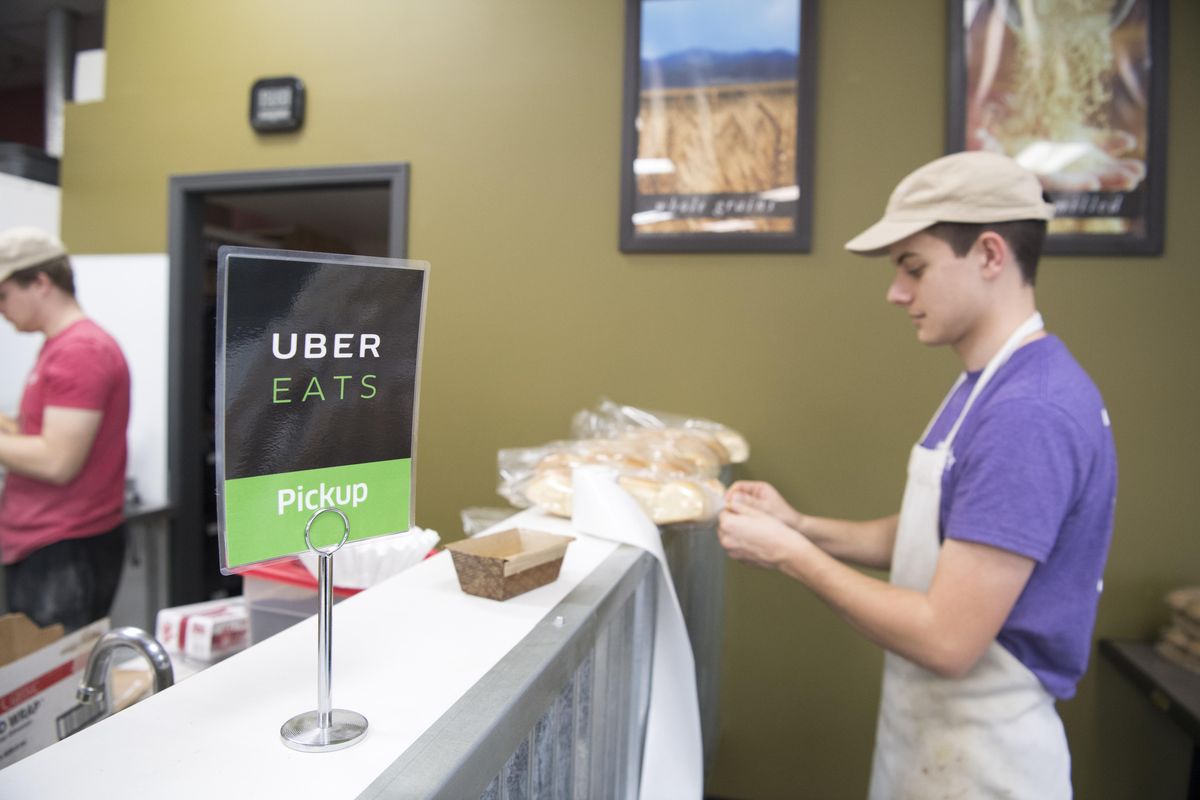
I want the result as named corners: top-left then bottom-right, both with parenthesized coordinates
top-left (215, 247), bottom-right (429, 572)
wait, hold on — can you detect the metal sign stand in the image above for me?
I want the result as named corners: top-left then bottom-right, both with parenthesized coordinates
top-left (281, 507), bottom-right (369, 752)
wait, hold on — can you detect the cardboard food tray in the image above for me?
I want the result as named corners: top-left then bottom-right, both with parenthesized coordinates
top-left (445, 528), bottom-right (573, 601)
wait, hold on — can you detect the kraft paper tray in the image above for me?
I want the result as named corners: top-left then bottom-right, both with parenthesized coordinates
top-left (445, 528), bottom-right (574, 601)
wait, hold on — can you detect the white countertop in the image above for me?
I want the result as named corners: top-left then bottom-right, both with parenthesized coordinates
top-left (0, 512), bottom-right (617, 798)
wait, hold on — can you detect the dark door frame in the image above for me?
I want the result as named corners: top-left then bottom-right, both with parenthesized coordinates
top-left (165, 163), bottom-right (410, 604)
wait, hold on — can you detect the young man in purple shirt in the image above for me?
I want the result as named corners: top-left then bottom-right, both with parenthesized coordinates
top-left (718, 151), bottom-right (1116, 798)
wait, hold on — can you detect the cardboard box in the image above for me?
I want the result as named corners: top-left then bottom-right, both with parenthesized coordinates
top-left (0, 614), bottom-right (109, 769)
top-left (445, 528), bottom-right (573, 601)
top-left (155, 597), bottom-right (249, 663)
top-left (183, 603), bottom-right (249, 662)
top-left (108, 657), bottom-right (156, 713)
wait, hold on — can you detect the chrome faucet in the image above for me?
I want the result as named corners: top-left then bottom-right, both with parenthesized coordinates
top-left (77, 626), bottom-right (174, 706)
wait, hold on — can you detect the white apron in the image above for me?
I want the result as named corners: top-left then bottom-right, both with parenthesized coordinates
top-left (868, 312), bottom-right (1072, 800)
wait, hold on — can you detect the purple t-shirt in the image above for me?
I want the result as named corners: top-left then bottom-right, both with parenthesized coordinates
top-left (920, 335), bottom-right (1117, 699)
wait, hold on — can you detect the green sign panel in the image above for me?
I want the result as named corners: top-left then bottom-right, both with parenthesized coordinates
top-left (215, 247), bottom-right (429, 572)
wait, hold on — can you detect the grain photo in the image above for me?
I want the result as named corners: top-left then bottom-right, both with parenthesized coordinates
top-left (631, 0), bottom-right (802, 236)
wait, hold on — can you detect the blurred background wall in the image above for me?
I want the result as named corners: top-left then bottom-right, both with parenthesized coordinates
top-left (45, 0), bottom-right (1200, 796)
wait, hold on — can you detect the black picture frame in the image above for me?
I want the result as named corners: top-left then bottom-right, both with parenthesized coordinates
top-left (619, 0), bottom-right (817, 253)
top-left (947, 0), bottom-right (1168, 256)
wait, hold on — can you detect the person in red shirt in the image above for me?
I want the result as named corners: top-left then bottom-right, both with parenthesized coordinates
top-left (0, 227), bottom-right (130, 632)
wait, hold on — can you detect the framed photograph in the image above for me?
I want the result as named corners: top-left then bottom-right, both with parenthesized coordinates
top-left (948, 0), bottom-right (1168, 256)
top-left (619, 0), bottom-right (817, 253)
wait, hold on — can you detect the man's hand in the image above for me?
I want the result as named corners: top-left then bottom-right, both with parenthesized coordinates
top-left (724, 481), bottom-right (897, 570)
top-left (718, 496), bottom-right (814, 571)
top-left (0, 413), bottom-right (17, 435)
top-left (725, 480), bottom-right (801, 529)
top-left (0, 406), bottom-right (102, 484)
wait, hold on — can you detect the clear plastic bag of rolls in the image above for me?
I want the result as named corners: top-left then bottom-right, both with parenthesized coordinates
top-left (497, 437), bottom-right (727, 524)
top-left (569, 398), bottom-right (749, 464)
top-left (516, 466), bottom-right (726, 525)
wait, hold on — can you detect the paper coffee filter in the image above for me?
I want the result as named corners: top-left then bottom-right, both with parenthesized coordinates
top-left (299, 527), bottom-right (440, 590)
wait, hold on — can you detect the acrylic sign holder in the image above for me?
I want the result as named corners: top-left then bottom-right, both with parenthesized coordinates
top-left (280, 506), bottom-right (369, 752)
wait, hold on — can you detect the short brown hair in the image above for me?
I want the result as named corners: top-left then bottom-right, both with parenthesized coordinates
top-left (5, 255), bottom-right (76, 296)
top-left (926, 220), bottom-right (1047, 286)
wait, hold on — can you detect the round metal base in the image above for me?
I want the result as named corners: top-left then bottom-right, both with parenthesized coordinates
top-left (280, 709), bottom-right (368, 752)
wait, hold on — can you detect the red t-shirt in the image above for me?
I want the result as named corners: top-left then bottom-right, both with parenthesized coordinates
top-left (0, 318), bottom-right (130, 564)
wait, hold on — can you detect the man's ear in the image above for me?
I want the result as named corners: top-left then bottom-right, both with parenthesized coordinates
top-left (975, 231), bottom-right (1009, 281)
top-left (32, 271), bottom-right (55, 293)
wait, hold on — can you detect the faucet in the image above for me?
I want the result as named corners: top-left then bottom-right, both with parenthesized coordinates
top-left (77, 626), bottom-right (174, 706)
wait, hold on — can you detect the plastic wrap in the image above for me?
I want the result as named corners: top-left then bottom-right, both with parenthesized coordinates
top-left (497, 437), bottom-right (726, 524)
top-left (570, 398), bottom-right (750, 464)
top-left (460, 506), bottom-right (520, 537)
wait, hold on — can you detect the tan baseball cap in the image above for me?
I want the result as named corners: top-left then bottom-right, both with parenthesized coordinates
top-left (845, 151), bottom-right (1056, 256)
top-left (0, 227), bottom-right (67, 284)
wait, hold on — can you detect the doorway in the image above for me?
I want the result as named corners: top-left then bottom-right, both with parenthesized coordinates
top-left (166, 163), bottom-right (410, 604)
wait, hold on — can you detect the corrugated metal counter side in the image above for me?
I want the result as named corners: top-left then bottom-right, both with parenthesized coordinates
top-left (375, 517), bottom-right (726, 799)
top-left (361, 544), bottom-right (658, 799)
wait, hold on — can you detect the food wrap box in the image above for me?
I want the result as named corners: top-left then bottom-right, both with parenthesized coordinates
top-left (445, 528), bottom-right (573, 601)
top-left (0, 614), bottom-right (109, 769)
top-left (155, 597), bottom-right (249, 662)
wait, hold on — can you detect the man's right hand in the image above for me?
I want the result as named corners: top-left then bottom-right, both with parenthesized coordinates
top-left (0, 413), bottom-right (17, 435)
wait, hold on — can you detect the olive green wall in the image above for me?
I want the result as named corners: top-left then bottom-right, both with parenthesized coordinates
top-left (62, 1), bottom-right (1199, 797)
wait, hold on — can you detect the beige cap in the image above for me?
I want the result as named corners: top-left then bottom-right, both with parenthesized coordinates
top-left (0, 227), bottom-right (67, 284)
top-left (845, 151), bottom-right (1056, 256)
